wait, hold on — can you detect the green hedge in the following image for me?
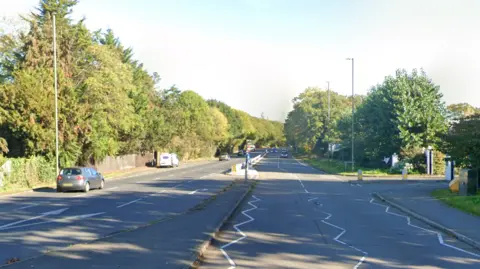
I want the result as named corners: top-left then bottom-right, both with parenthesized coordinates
top-left (2, 156), bottom-right (56, 189)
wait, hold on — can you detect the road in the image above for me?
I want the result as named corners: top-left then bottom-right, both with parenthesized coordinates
top-left (200, 152), bottom-right (480, 269)
top-left (0, 154), bottom-right (260, 264)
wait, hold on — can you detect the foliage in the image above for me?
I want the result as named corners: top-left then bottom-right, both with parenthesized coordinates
top-left (1, 156), bottom-right (56, 189)
top-left (284, 87), bottom-right (355, 155)
top-left (286, 69), bottom-right (450, 174)
top-left (442, 114), bottom-right (480, 168)
top-left (0, 0), bottom-right (285, 168)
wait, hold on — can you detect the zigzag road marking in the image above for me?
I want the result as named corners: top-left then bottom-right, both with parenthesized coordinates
top-left (220, 195), bottom-right (261, 269)
top-left (370, 198), bottom-right (480, 258)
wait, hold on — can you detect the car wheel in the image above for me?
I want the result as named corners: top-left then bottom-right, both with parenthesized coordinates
top-left (99, 179), bottom-right (105, 189)
top-left (83, 182), bottom-right (90, 193)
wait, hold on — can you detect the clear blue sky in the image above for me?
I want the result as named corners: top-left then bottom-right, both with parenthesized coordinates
top-left (3, 0), bottom-right (480, 121)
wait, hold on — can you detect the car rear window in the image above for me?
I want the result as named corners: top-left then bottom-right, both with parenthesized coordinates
top-left (61, 168), bottom-right (82, 175)
top-left (162, 155), bottom-right (170, 159)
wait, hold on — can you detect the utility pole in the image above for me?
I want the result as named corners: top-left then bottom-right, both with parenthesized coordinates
top-left (327, 81), bottom-right (331, 161)
top-left (346, 58), bottom-right (355, 171)
top-left (327, 81), bottom-right (331, 120)
top-left (53, 13), bottom-right (59, 176)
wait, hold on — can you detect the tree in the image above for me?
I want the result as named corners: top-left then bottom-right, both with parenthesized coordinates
top-left (352, 69), bottom-right (448, 164)
top-left (442, 114), bottom-right (480, 168)
top-left (284, 87), bottom-right (353, 154)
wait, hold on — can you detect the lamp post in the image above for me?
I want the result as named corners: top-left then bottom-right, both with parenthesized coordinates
top-left (346, 58), bottom-right (354, 171)
top-left (52, 13), bottom-right (59, 176)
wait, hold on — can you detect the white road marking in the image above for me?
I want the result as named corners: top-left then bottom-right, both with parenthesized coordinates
top-left (188, 188), bottom-right (208, 195)
top-left (307, 197), bottom-right (318, 202)
top-left (17, 204), bottom-right (38, 210)
top-left (174, 184), bottom-right (182, 188)
top-left (370, 198), bottom-right (480, 258)
top-left (117, 198), bottom-right (143, 208)
top-left (221, 196), bottom-right (261, 269)
top-left (0, 208), bottom-right (69, 230)
top-left (73, 193), bottom-right (86, 198)
top-left (320, 211), bottom-right (368, 268)
top-left (187, 180), bottom-right (192, 183)
top-left (0, 211), bottom-right (104, 231)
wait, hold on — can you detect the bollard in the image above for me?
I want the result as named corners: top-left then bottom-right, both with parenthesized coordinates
top-left (357, 169), bottom-right (363, 181)
top-left (402, 167), bottom-right (408, 180)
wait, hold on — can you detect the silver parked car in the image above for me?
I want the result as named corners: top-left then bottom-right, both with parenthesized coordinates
top-left (56, 167), bottom-right (105, 193)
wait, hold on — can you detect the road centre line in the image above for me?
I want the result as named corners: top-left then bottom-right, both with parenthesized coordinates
top-left (221, 196), bottom-right (261, 268)
top-left (370, 198), bottom-right (480, 258)
top-left (117, 198), bottom-right (143, 208)
top-left (320, 211), bottom-right (368, 268)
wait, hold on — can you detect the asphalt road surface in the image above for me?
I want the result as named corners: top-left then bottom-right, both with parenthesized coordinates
top-left (200, 152), bottom-right (480, 269)
top-left (0, 153), bottom-right (260, 264)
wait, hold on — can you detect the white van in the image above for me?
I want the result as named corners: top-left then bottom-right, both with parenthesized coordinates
top-left (158, 153), bottom-right (179, 168)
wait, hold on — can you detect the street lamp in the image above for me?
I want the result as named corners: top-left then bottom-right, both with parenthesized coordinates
top-left (346, 58), bottom-right (354, 171)
top-left (52, 13), bottom-right (59, 176)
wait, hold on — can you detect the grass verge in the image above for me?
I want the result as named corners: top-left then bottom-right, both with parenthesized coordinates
top-left (432, 189), bottom-right (480, 217)
top-left (298, 156), bottom-right (397, 176)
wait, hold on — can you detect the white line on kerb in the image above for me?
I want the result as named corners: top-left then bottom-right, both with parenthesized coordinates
top-left (320, 211), bottom-right (368, 268)
top-left (370, 198), bottom-right (480, 258)
top-left (221, 195), bottom-right (260, 269)
top-left (117, 198), bottom-right (142, 208)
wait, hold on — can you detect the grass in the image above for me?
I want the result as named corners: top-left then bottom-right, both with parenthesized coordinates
top-left (299, 156), bottom-right (398, 176)
top-left (432, 189), bottom-right (480, 217)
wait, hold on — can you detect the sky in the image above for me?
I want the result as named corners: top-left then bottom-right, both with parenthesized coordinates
top-left (2, 0), bottom-right (480, 121)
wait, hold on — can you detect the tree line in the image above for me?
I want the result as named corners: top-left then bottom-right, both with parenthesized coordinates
top-left (0, 0), bottom-right (284, 167)
top-left (285, 68), bottom-right (480, 172)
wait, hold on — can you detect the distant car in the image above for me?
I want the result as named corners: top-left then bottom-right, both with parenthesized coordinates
top-left (280, 151), bottom-right (288, 158)
top-left (273, 148), bottom-right (278, 153)
top-left (219, 153), bottom-right (231, 161)
top-left (158, 153), bottom-right (179, 168)
top-left (56, 167), bottom-right (104, 193)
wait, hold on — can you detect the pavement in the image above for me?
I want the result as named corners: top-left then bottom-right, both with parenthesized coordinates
top-left (0, 153), bottom-right (261, 265)
top-left (378, 184), bottom-right (480, 247)
top-left (199, 152), bottom-right (480, 269)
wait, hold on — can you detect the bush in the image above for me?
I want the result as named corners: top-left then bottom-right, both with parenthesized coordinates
top-left (390, 160), bottom-right (413, 174)
top-left (2, 156), bottom-right (56, 189)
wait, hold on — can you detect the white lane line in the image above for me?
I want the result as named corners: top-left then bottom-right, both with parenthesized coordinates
top-left (221, 196), bottom-right (261, 269)
top-left (17, 204), bottom-right (39, 210)
top-left (320, 211), bottom-right (368, 268)
top-left (370, 198), bottom-right (480, 258)
top-left (0, 211), bottom-right (103, 231)
top-left (0, 208), bottom-right (69, 230)
top-left (106, 186), bottom-right (118, 191)
top-left (188, 188), bottom-right (208, 195)
top-left (174, 184), bottom-right (183, 188)
top-left (117, 198), bottom-right (143, 208)
top-left (308, 197), bottom-right (318, 202)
